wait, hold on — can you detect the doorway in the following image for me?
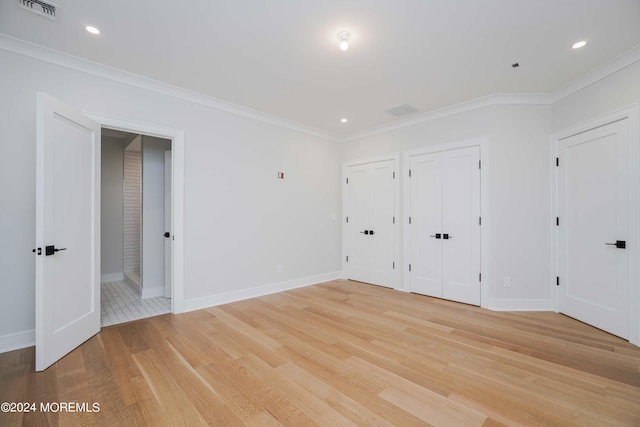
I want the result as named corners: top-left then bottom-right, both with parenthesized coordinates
top-left (101, 129), bottom-right (172, 326)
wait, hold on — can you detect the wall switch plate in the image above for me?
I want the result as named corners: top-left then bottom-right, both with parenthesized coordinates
top-left (277, 264), bottom-right (283, 273)
top-left (503, 276), bottom-right (511, 288)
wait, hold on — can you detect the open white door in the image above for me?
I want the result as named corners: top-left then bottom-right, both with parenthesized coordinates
top-left (557, 119), bottom-right (629, 339)
top-left (164, 150), bottom-right (172, 298)
top-left (35, 93), bottom-right (101, 371)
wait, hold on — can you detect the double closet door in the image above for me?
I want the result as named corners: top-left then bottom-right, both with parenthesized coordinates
top-left (408, 146), bottom-right (481, 305)
top-left (346, 160), bottom-right (395, 288)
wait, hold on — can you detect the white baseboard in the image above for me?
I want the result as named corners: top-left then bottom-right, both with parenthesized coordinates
top-left (0, 329), bottom-right (35, 354)
top-left (484, 298), bottom-right (554, 311)
top-left (101, 272), bottom-right (124, 283)
top-left (141, 286), bottom-right (165, 299)
top-left (183, 271), bottom-right (341, 313)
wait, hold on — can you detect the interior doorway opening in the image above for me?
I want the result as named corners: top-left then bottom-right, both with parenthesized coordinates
top-left (100, 128), bottom-right (173, 326)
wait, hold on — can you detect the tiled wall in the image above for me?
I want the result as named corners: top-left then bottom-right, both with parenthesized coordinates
top-left (123, 150), bottom-right (141, 274)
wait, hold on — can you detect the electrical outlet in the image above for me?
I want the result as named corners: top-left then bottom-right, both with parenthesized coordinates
top-left (277, 264), bottom-right (283, 273)
top-left (503, 276), bottom-right (511, 288)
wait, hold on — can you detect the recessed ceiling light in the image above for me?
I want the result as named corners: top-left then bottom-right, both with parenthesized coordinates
top-left (86, 26), bottom-right (100, 35)
top-left (341, 118), bottom-right (348, 123)
top-left (572, 41), bottom-right (586, 49)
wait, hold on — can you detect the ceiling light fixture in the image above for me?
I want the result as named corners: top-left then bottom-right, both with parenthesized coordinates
top-left (337, 31), bottom-right (350, 51)
top-left (341, 118), bottom-right (348, 123)
top-left (572, 40), bottom-right (586, 49)
top-left (86, 26), bottom-right (100, 35)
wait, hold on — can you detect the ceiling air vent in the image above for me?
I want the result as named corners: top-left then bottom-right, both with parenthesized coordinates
top-left (385, 104), bottom-right (419, 117)
top-left (19, 0), bottom-right (60, 19)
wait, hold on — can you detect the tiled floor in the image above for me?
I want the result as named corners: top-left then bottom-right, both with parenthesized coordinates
top-left (100, 281), bottom-right (171, 327)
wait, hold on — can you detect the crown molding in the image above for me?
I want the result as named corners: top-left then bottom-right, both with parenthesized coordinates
top-left (0, 33), bottom-right (340, 141)
top-left (338, 93), bottom-right (552, 142)
top-left (2, 33), bottom-right (639, 143)
top-left (550, 43), bottom-right (640, 103)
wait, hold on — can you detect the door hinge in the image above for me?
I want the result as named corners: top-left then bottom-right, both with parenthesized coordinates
top-left (409, 264), bottom-right (412, 272)
top-left (479, 160), bottom-right (481, 169)
top-left (556, 217), bottom-right (559, 226)
top-left (556, 276), bottom-right (560, 286)
top-left (556, 157), bottom-right (559, 167)
top-left (409, 216), bottom-right (412, 224)
top-left (346, 255), bottom-right (349, 262)
top-left (479, 273), bottom-right (482, 282)
top-left (393, 261), bottom-right (395, 269)
top-left (409, 169), bottom-right (412, 178)
top-left (479, 216), bottom-right (482, 225)
top-left (393, 171), bottom-right (396, 179)
top-left (346, 177), bottom-right (349, 184)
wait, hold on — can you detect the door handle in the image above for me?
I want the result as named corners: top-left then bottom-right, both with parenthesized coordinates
top-left (45, 245), bottom-right (66, 256)
top-left (369, 230), bottom-right (374, 235)
top-left (164, 232), bottom-right (170, 238)
top-left (605, 240), bottom-right (626, 249)
top-left (443, 234), bottom-right (452, 239)
top-left (360, 230), bottom-right (369, 235)
top-left (429, 233), bottom-right (442, 239)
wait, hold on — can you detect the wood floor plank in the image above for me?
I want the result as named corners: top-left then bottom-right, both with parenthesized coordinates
top-left (1, 279), bottom-right (639, 426)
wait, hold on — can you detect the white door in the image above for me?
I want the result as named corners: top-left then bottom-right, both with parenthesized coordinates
top-left (409, 146), bottom-right (481, 305)
top-left (441, 147), bottom-right (481, 304)
top-left (35, 93), bottom-right (101, 371)
top-left (409, 152), bottom-right (443, 297)
top-left (558, 120), bottom-right (629, 339)
top-left (346, 160), bottom-right (395, 287)
top-left (164, 150), bottom-right (172, 298)
top-left (347, 164), bottom-right (371, 283)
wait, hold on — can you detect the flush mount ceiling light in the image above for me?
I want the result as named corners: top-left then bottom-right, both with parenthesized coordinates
top-left (86, 25), bottom-right (100, 35)
top-left (337, 31), bottom-right (350, 51)
top-left (572, 40), bottom-right (587, 49)
top-left (341, 118), bottom-right (348, 123)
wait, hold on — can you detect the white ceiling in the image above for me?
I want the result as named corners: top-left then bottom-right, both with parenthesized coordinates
top-left (1, 0), bottom-right (640, 138)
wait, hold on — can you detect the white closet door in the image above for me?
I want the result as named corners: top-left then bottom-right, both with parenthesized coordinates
top-left (409, 146), bottom-right (480, 306)
top-left (442, 146), bottom-right (480, 305)
top-left (369, 161), bottom-right (395, 287)
top-left (409, 152), bottom-right (443, 297)
top-left (347, 164), bottom-right (372, 284)
top-left (346, 160), bottom-right (395, 288)
top-left (558, 120), bottom-right (629, 339)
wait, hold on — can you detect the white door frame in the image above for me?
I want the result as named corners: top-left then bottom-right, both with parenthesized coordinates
top-left (85, 112), bottom-right (185, 314)
top-left (551, 105), bottom-right (639, 345)
top-left (342, 154), bottom-right (400, 290)
top-left (404, 137), bottom-right (489, 306)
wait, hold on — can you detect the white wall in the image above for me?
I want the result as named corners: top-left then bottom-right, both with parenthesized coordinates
top-left (0, 48), bottom-right (342, 347)
top-left (101, 136), bottom-right (124, 278)
top-left (342, 104), bottom-right (554, 308)
top-left (552, 60), bottom-right (640, 132)
top-left (141, 136), bottom-right (171, 297)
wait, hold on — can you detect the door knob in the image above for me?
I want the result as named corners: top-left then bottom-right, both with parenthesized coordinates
top-left (605, 240), bottom-right (626, 249)
top-left (443, 234), bottom-right (452, 239)
top-left (369, 230), bottom-right (374, 235)
top-left (360, 230), bottom-right (369, 235)
top-left (429, 233), bottom-right (442, 239)
top-left (164, 232), bottom-right (170, 238)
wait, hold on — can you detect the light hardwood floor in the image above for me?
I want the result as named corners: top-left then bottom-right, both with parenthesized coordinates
top-left (1, 279), bottom-right (639, 426)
